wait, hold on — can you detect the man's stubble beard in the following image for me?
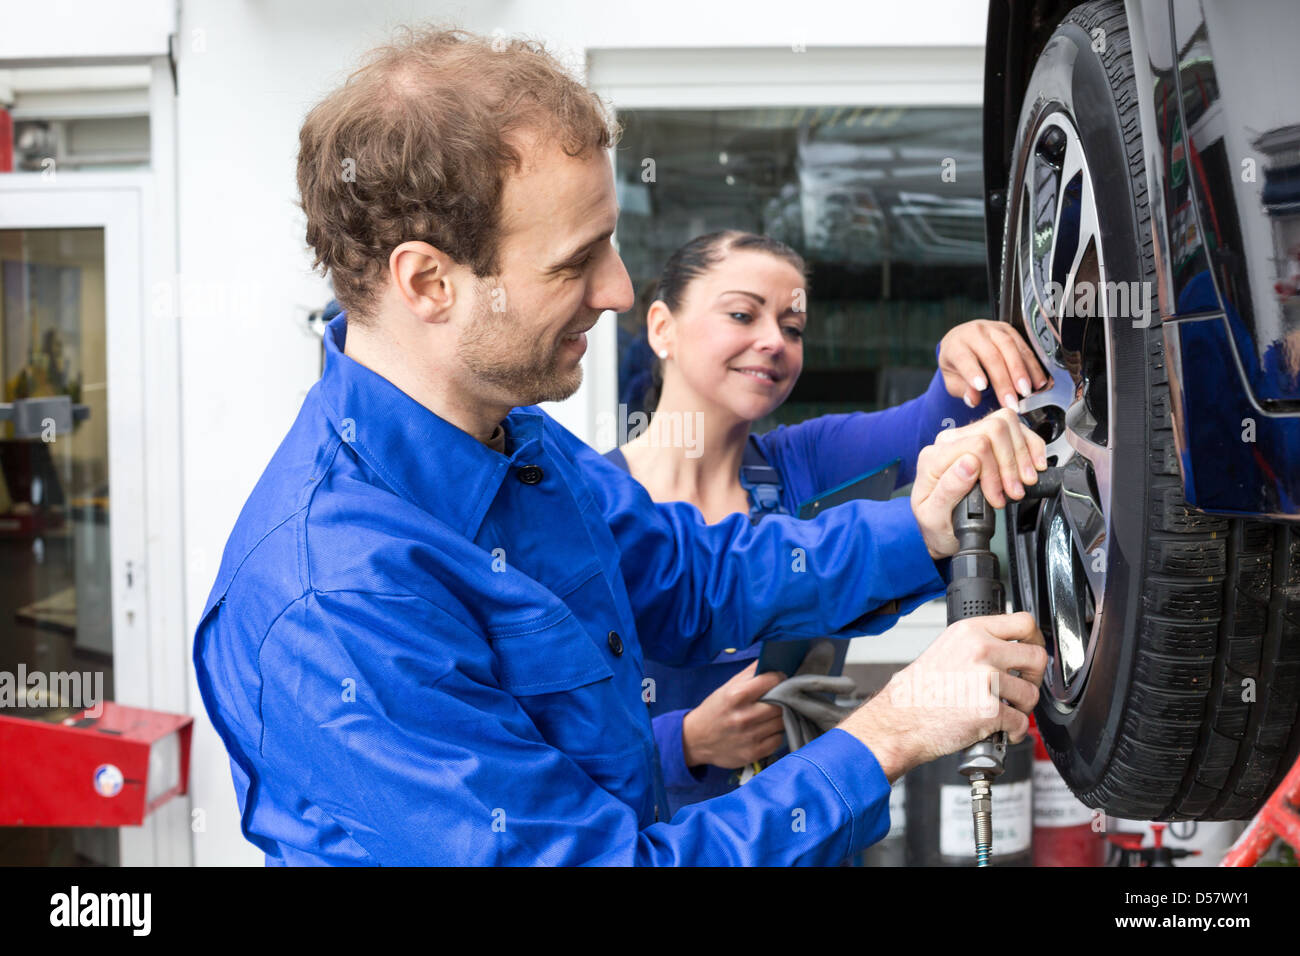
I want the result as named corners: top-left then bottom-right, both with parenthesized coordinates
top-left (458, 283), bottom-right (585, 406)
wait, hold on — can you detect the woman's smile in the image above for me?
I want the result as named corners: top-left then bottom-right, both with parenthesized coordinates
top-left (730, 364), bottom-right (782, 385)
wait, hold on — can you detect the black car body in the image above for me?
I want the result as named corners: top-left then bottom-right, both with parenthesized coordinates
top-left (986, 0), bottom-right (1299, 519)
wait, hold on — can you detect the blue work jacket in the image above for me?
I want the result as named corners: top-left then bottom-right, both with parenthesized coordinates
top-left (619, 367), bottom-right (996, 815)
top-left (193, 313), bottom-right (947, 865)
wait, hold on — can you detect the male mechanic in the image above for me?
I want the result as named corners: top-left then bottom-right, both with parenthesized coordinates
top-left (193, 26), bottom-right (1048, 865)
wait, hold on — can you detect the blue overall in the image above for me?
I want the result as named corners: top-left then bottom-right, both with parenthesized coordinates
top-left (192, 314), bottom-right (985, 864)
top-left (605, 365), bottom-right (995, 817)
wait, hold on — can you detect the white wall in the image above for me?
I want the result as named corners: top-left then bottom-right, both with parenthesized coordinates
top-left (0, 0), bottom-right (172, 64)
top-left (174, 0), bottom-right (986, 865)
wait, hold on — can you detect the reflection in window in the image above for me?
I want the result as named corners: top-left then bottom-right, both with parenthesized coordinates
top-left (614, 106), bottom-right (988, 428)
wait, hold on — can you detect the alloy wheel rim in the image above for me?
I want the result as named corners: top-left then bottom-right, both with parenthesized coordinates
top-left (1007, 110), bottom-right (1116, 708)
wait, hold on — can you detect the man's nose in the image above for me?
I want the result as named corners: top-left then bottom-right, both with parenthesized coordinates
top-left (589, 246), bottom-right (635, 314)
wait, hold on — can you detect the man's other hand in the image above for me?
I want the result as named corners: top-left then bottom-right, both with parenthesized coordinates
top-left (837, 612), bottom-right (1047, 782)
top-left (911, 408), bottom-right (1048, 558)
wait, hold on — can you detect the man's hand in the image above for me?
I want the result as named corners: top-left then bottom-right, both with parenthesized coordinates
top-left (837, 612), bottom-right (1047, 783)
top-left (682, 661), bottom-right (787, 770)
top-left (939, 319), bottom-right (1049, 410)
top-left (912, 408), bottom-right (1048, 557)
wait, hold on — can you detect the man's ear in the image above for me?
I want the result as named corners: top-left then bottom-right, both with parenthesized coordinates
top-left (646, 299), bottom-right (674, 356)
top-left (388, 241), bottom-right (460, 322)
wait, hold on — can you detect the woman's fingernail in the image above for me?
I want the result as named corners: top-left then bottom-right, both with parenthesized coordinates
top-left (963, 393), bottom-right (977, 409)
top-left (1003, 393), bottom-right (1018, 409)
top-left (1018, 377), bottom-right (1032, 396)
top-left (973, 375), bottom-right (988, 391)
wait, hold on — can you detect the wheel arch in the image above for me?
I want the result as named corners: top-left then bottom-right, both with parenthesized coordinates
top-left (982, 1), bottom-right (1156, 313)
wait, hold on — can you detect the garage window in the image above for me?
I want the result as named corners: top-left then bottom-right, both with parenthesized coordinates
top-left (613, 105), bottom-right (987, 428)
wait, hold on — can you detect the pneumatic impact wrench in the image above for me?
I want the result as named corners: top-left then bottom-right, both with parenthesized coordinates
top-left (945, 467), bottom-right (1060, 866)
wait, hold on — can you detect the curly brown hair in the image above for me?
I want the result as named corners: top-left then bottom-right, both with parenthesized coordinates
top-left (296, 25), bottom-right (620, 325)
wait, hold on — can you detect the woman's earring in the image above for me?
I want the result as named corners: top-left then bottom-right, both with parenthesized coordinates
top-left (657, 349), bottom-right (669, 359)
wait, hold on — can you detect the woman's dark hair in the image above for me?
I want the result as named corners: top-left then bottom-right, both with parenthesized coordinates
top-left (642, 230), bottom-right (808, 409)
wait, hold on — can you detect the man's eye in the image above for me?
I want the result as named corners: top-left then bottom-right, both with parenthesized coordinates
top-left (556, 251), bottom-right (594, 277)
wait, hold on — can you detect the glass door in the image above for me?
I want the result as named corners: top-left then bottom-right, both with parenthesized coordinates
top-left (0, 179), bottom-right (149, 865)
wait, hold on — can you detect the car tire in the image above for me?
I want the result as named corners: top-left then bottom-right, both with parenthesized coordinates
top-left (998, 0), bottom-right (1300, 821)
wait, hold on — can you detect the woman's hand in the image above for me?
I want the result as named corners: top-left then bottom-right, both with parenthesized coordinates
top-left (681, 661), bottom-right (787, 770)
top-left (939, 319), bottom-right (1049, 410)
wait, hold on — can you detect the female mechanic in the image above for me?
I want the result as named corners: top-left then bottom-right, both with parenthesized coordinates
top-left (604, 230), bottom-right (1048, 816)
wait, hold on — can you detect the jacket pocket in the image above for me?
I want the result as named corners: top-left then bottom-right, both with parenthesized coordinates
top-left (488, 611), bottom-right (613, 696)
top-left (489, 612), bottom-right (653, 811)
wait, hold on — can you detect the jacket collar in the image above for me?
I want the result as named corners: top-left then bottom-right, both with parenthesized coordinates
top-left (316, 312), bottom-right (545, 538)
